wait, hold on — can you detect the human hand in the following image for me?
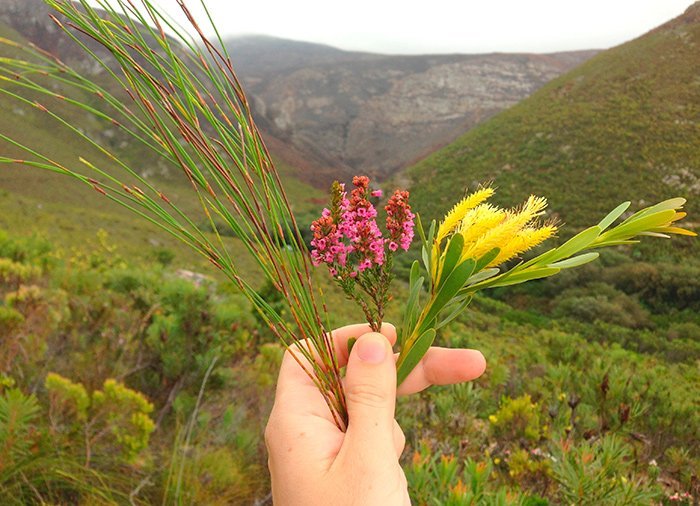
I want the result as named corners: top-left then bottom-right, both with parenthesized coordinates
top-left (265, 323), bottom-right (486, 505)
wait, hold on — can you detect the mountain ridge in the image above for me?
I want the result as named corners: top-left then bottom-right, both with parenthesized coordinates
top-left (405, 1), bottom-right (700, 240)
top-left (226, 35), bottom-right (597, 182)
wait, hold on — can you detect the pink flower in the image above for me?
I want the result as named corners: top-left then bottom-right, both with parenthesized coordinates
top-left (311, 176), bottom-right (412, 279)
top-left (385, 189), bottom-right (415, 251)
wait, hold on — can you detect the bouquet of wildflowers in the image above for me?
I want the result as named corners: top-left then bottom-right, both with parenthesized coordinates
top-left (309, 177), bottom-right (414, 333)
top-left (0, 0), bottom-right (695, 429)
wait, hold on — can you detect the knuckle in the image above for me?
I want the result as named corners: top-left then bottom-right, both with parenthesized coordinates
top-left (394, 420), bottom-right (406, 452)
top-left (346, 383), bottom-right (388, 409)
top-left (263, 419), bottom-right (276, 450)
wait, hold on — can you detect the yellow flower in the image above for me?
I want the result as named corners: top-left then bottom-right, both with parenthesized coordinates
top-left (488, 225), bottom-right (556, 266)
top-left (488, 414), bottom-right (498, 424)
top-left (459, 204), bottom-right (506, 245)
top-left (436, 187), bottom-right (494, 242)
top-left (460, 195), bottom-right (555, 263)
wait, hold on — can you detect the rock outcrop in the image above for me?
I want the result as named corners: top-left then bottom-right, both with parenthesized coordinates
top-left (228, 36), bottom-right (597, 181)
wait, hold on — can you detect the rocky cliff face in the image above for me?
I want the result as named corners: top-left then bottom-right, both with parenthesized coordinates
top-left (228, 36), bottom-right (597, 181)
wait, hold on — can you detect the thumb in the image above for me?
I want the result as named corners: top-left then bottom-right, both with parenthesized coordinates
top-left (343, 332), bottom-right (397, 456)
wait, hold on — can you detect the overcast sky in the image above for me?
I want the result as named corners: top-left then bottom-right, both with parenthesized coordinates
top-left (143, 0), bottom-right (696, 54)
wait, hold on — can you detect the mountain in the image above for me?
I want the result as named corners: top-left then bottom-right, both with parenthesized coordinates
top-left (226, 35), bottom-right (597, 182)
top-left (405, 2), bottom-right (700, 237)
top-left (0, 1), bottom-right (596, 187)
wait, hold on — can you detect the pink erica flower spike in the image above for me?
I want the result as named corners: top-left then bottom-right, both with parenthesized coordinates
top-left (310, 176), bottom-right (415, 331)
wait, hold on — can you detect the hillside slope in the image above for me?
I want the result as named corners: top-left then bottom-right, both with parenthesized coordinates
top-left (0, 12), bottom-right (323, 265)
top-left (406, 3), bottom-right (700, 236)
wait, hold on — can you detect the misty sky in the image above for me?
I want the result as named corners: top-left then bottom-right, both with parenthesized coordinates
top-left (142, 0), bottom-right (695, 54)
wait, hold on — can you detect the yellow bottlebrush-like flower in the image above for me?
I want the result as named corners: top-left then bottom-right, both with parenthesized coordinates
top-left (489, 224), bottom-right (557, 266)
top-left (459, 204), bottom-right (507, 245)
top-left (436, 187), bottom-right (494, 242)
top-left (461, 195), bottom-right (551, 262)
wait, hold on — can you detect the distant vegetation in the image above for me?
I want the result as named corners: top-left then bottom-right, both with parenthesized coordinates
top-left (1, 220), bottom-right (698, 503)
top-left (407, 4), bottom-right (700, 243)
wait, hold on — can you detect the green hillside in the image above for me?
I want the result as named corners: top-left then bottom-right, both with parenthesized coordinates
top-left (0, 18), bottom-right (323, 269)
top-left (407, 4), bottom-right (700, 240)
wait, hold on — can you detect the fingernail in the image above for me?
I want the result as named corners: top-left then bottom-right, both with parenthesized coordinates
top-left (356, 334), bottom-right (387, 364)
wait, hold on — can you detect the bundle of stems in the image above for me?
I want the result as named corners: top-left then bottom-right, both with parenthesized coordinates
top-left (0, 0), bottom-right (349, 428)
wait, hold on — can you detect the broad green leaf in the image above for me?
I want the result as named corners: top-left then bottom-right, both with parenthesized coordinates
top-left (598, 201), bottom-right (630, 231)
top-left (401, 275), bottom-right (425, 348)
top-left (409, 260), bottom-right (420, 288)
top-left (523, 226), bottom-right (601, 268)
top-left (437, 233), bottom-right (464, 287)
top-left (622, 198), bottom-right (685, 223)
top-left (547, 252), bottom-right (599, 269)
top-left (465, 267), bottom-right (500, 285)
top-left (419, 259), bottom-right (475, 333)
top-left (397, 328), bottom-right (436, 386)
top-left (421, 245), bottom-right (431, 275)
top-left (474, 247), bottom-right (500, 272)
top-left (427, 219), bottom-right (436, 248)
top-left (601, 209), bottom-right (676, 241)
top-left (488, 267), bottom-right (560, 288)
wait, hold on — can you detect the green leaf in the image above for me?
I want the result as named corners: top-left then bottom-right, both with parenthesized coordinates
top-left (465, 267), bottom-right (500, 286)
top-left (419, 259), bottom-right (475, 333)
top-left (397, 328), bottom-right (436, 386)
top-left (427, 219), bottom-right (436, 248)
top-left (421, 245), bottom-right (431, 276)
top-left (409, 260), bottom-right (420, 287)
top-left (416, 213), bottom-right (428, 246)
top-left (523, 226), bottom-right (601, 268)
top-left (437, 233), bottom-right (464, 287)
top-left (598, 201), bottom-right (630, 231)
top-left (600, 210), bottom-right (676, 242)
top-left (401, 275), bottom-right (425, 348)
top-left (474, 247), bottom-right (500, 272)
top-left (590, 240), bottom-right (639, 247)
top-left (625, 198), bottom-right (685, 222)
top-left (547, 252), bottom-right (599, 269)
top-left (436, 296), bottom-right (472, 329)
top-left (488, 267), bottom-right (560, 288)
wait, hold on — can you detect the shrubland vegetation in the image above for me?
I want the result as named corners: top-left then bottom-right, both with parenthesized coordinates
top-left (1, 225), bottom-right (698, 504)
top-left (407, 6), bottom-right (700, 237)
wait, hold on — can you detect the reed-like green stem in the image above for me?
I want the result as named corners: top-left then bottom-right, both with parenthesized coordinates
top-left (0, 0), bottom-right (348, 428)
